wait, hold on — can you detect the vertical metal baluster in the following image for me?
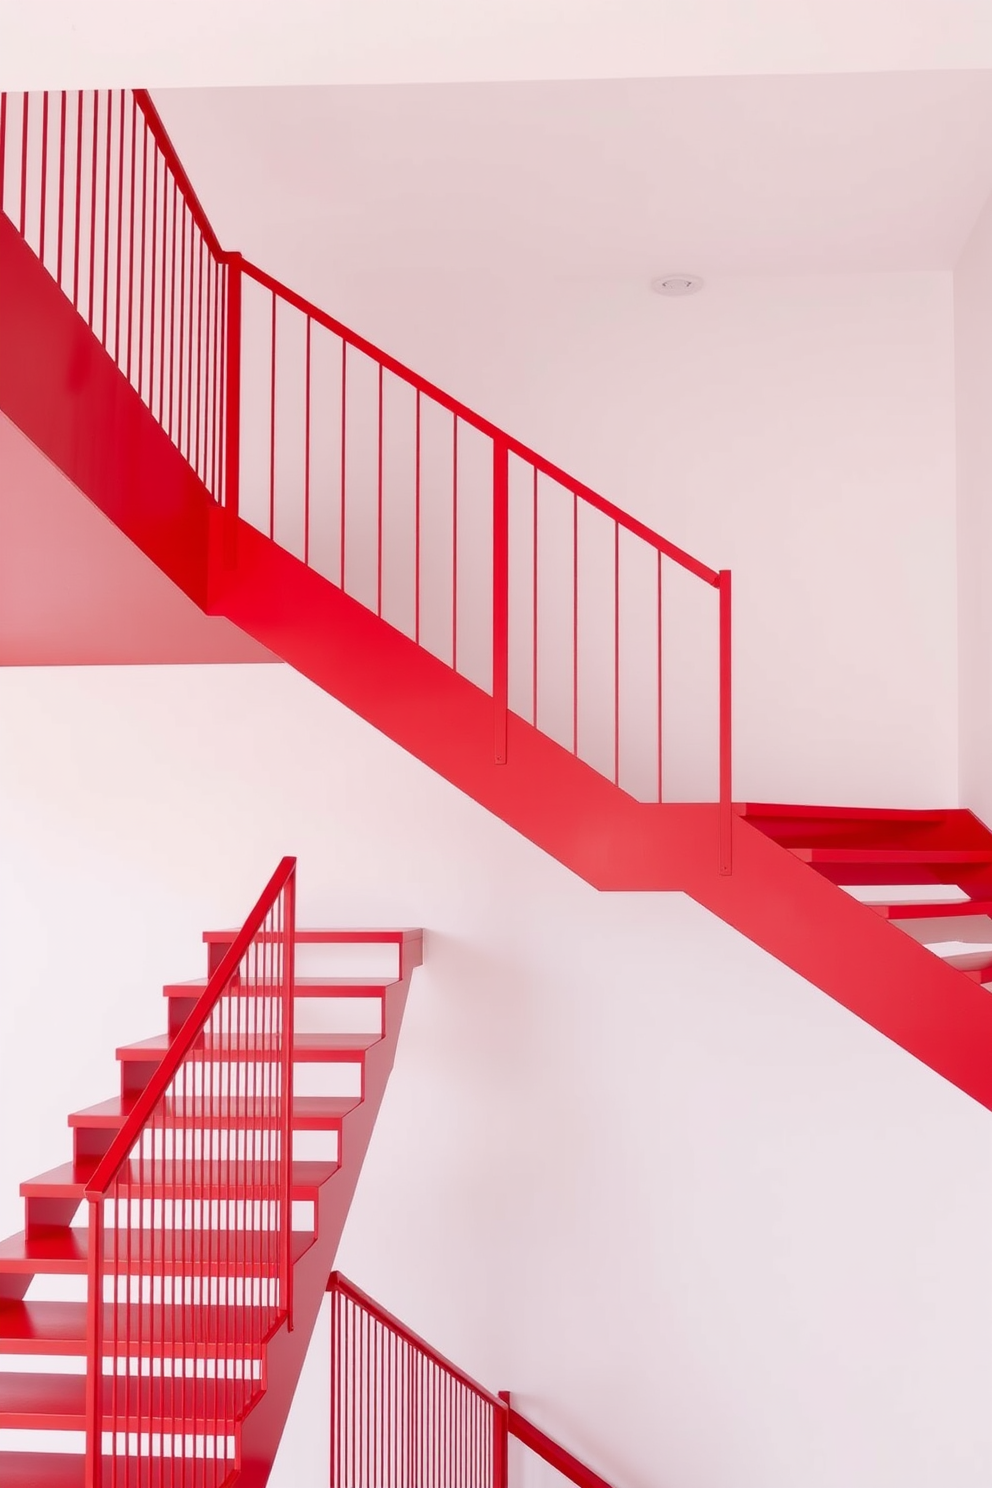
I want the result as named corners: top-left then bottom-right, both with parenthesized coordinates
top-left (0, 92), bottom-right (7, 216)
top-left (101, 88), bottom-right (111, 347)
top-left (452, 415), bottom-right (459, 672)
top-left (719, 568), bottom-right (733, 875)
top-left (340, 339), bottom-right (347, 590)
top-left (39, 92), bottom-right (48, 266)
top-left (195, 235), bottom-right (205, 478)
top-left (304, 317), bottom-right (312, 564)
top-left (18, 92), bottom-right (28, 238)
top-left (185, 209), bottom-right (194, 461)
top-left (56, 93), bottom-right (66, 292)
top-left (572, 490), bottom-right (579, 757)
top-left (136, 112), bottom-right (147, 394)
top-left (73, 91), bottom-right (83, 310)
top-left (168, 181), bottom-right (177, 439)
top-left (614, 518), bottom-right (620, 786)
top-left (88, 89), bottom-right (99, 329)
top-left (377, 361), bottom-right (384, 615)
top-left (415, 389), bottom-right (422, 646)
top-left (158, 156), bottom-right (168, 426)
top-left (269, 291), bottom-right (277, 538)
top-left (113, 91), bottom-right (124, 364)
top-left (177, 203), bottom-right (187, 451)
top-left (532, 466), bottom-right (539, 727)
top-left (125, 95), bottom-right (136, 378)
top-left (148, 140), bottom-right (158, 410)
top-left (657, 549), bottom-right (663, 803)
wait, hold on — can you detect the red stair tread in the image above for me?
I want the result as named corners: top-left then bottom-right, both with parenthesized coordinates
top-left (0, 1455), bottom-right (227, 1487)
top-left (792, 846), bottom-right (992, 865)
top-left (869, 900), bottom-right (992, 920)
top-left (742, 802), bottom-right (953, 822)
top-left (0, 1299), bottom-right (281, 1356)
top-left (0, 1300), bottom-right (88, 1354)
top-left (164, 976), bottom-right (395, 997)
top-left (203, 927), bottom-right (420, 944)
top-left (0, 1371), bottom-right (256, 1429)
top-left (0, 1227), bottom-right (87, 1273)
top-left (22, 1159), bottom-right (339, 1202)
top-left (118, 1032), bottom-right (381, 1060)
top-left (0, 1227), bottom-right (314, 1276)
top-left (69, 1094), bottom-right (360, 1130)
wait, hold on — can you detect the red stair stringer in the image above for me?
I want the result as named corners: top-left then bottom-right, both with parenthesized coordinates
top-left (3, 207), bottom-right (992, 1115)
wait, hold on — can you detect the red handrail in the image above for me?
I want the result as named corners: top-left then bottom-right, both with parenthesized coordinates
top-left (133, 88), bottom-right (225, 261)
top-left (502, 1395), bottom-right (618, 1488)
top-left (85, 854), bottom-right (297, 1197)
top-left (239, 255), bottom-right (720, 587)
top-left (327, 1273), bottom-right (622, 1488)
top-left (328, 1272), bottom-right (504, 1408)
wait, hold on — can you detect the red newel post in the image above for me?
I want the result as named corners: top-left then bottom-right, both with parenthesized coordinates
top-left (225, 251), bottom-right (243, 518)
top-left (719, 568), bottom-right (733, 875)
top-left (493, 439), bottom-right (510, 765)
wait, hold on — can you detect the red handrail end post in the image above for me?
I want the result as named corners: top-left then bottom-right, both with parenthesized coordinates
top-left (719, 567), bottom-right (733, 875)
top-left (493, 438), bottom-right (510, 766)
top-left (496, 1390), bottom-right (511, 1488)
top-left (224, 250), bottom-right (243, 566)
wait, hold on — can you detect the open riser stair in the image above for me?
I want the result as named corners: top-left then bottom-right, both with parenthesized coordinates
top-left (0, 857), bottom-right (422, 1487)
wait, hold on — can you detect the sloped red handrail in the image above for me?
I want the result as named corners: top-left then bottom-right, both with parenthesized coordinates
top-left (327, 1272), bottom-right (621, 1488)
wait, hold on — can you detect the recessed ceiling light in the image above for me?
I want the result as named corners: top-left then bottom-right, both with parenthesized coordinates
top-left (651, 274), bottom-right (704, 297)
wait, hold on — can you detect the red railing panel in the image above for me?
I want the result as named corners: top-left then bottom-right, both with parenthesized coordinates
top-left (327, 1275), bottom-right (620, 1488)
top-left (83, 857), bottom-right (296, 1488)
top-left (2, 86), bottom-right (733, 834)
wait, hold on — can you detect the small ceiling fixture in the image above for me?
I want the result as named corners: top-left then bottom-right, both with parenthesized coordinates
top-left (651, 274), bottom-right (704, 297)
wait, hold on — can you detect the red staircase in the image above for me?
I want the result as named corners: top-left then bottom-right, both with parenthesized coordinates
top-left (3, 84), bottom-right (992, 1480)
top-left (0, 857), bottom-right (423, 1486)
top-left (2, 88), bottom-right (992, 1110)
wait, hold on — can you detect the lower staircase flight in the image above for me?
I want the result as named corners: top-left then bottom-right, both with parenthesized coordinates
top-left (0, 857), bottom-right (422, 1487)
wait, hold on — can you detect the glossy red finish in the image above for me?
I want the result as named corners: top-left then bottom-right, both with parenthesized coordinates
top-left (0, 846), bottom-right (422, 1486)
top-left (324, 1274), bottom-right (619, 1488)
top-left (6, 87), bottom-right (992, 1113)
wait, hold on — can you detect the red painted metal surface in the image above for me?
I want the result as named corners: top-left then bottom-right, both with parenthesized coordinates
top-left (0, 850), bottom-right (423, 1485)
top-left (1, 84), bottom-right (731, 823)
top-left (8, 85), bottom-right (992, 1120)
top-left (82, 857), bottom-right (297, 1488)
top-left (326, 1274), bottom-right (620, 1488)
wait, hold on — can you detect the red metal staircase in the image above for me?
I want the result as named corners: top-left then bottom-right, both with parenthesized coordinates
top-left (3, 84), bottom-right (992, 1481)
top-left (0, 858), bottom-right (423, 1486)
top-left (2, 88), bottom-right (992, 1108)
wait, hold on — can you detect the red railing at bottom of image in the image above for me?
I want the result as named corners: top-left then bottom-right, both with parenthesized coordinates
top-left (328, 1272), bottom-right (619, 1488)
top-left (83, 856), bottom-right (297, 1488)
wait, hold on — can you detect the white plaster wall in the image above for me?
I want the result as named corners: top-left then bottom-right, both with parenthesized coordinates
top-left (955, 194), bottom-right (992, 826)
top-left (0, 663), bottom-right (989, 1488)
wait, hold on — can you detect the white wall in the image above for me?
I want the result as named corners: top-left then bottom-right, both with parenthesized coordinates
top-left (251, 266), bottom-right (956, 809)
top-left (0, 663), bottom-right (989, 1488)
top-left (5, 0), bottom-right (992, 89)
top-left (955, 194), bottom-right (992, 826)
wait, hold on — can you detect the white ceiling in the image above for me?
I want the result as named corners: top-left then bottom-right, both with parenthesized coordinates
top-left (154, 72), bottom-right (992, 278)
top-left (4, 0), bottom-right (992, 88)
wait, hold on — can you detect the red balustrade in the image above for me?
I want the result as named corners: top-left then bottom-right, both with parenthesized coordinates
top-left (83, 858), bottom-right (297, 1488)
top-left (1, 87), bottom-right (732, 868)
top-left (0, 88), bottom-right (229, 501)
top-left (328, 1273), bottom-right (619, 1488)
